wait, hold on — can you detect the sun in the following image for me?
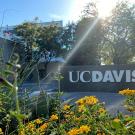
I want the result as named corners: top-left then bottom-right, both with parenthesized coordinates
top-left (69, 0), bottom-right (117, 21)
top-left (97, 0), bottom-right (117, 18)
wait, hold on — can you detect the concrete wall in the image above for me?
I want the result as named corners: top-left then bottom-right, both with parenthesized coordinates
top-left (38, 62), bottom-right (61, 73)
top-left (60, 65), bottom-right (135, 93)
top-left (30, 62), bottom-right (62, 82)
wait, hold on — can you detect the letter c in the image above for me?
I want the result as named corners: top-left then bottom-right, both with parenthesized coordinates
top-left (80, 71), bottom-right (91, 82)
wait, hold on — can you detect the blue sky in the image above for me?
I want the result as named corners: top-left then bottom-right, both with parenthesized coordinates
top-left (1, 0), bottom-right (134, 27)
top-left (0, 0), bottom-right (79, 26)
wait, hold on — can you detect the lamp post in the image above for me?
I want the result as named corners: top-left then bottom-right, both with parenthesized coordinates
top-left (0, 10), bottom-right (6, 32)
top-left (0, 10), bottom-right (10, 32)
top-left (0, 9), bottom-right (21, 62)
top-left (0, 9), bottom-right (21, 32)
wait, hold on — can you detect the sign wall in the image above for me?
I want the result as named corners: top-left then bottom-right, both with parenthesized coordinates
top-left (60, 65), bottom-right (135, 92)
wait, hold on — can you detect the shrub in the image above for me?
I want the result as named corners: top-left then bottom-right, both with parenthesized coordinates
top-left (18, 93), bottom-right (135, 135)
top-left (119, 89), bottom-right (135, 112)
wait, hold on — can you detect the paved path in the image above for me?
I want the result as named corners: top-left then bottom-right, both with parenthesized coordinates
top-left (20, 82), bottom-right (132, 115)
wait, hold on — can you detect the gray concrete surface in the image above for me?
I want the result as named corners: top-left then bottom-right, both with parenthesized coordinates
top-left (19, 82), bottom-right (132, 115)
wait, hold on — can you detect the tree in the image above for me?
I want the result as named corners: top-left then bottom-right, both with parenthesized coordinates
top-left (101, 1), bottom-right (135, 64)
top-left (14, 19), bottom-right (64, 77)
top-left (36, 24), bottom-right (63, 75)
top-left (14, 21), bottom-right (40, 62)
top-left (61, 22), bottom-right (76, 56)
top-left (68, 2), bottom-right (103, 65)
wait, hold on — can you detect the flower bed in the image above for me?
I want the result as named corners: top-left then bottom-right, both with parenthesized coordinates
top-left (7, 89), bottom-right (133, 135)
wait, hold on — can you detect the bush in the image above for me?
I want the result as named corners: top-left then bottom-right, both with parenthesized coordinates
top-left (18, 91), bottom-right (135, 135)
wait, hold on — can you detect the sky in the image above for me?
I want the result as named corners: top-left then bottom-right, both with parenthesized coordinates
top-left (0, 0), bottom-right (135, 27)
top-left (0, 0), bottom-right (79, 27)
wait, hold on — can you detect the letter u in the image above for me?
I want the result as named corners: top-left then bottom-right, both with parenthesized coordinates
top-left (69, 71), bottom-right (80, 82)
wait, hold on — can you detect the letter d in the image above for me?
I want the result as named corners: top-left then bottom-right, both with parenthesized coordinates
top-left (92, 71), bottom-right (103, 82)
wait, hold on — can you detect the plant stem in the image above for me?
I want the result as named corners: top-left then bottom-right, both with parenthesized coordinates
top-left (57, 72), bottom-right (61, 134)
top-left (14, 73), bottom-right (22, 129)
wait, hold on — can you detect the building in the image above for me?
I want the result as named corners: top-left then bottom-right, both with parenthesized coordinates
top-left (0, 20), bottom-right (63, 41)
top-left (39, 20), bottom-right (63, 27)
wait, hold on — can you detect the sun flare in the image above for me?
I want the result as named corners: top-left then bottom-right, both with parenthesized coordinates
top-left (97, 0), bottom-right (117, 18)
top-left (70, 0), bottom-right (118, 20)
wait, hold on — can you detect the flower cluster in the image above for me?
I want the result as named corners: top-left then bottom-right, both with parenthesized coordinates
top-left (19, 114), bottom-right (60, 135)
top-left (113, 118), bottom-right (121, 123)
top-left (119, 89), bottom-right (135, 112)
top-left (67, 125), bottom-right (91, 135)
top-left (63, 104), bottom-right (70, 111)
top-left (13, 94), bottom-right (135, 135)
top-left (119, 89), bottom-right (135, 96)
top-left (38, 123), bottom-right (48, 133)
top-left (76, 96), bottom-right (98, 105)
top-left (49, 114), bottom-right (58, 121)
top-left (34, 118), bottom-right (43, 124)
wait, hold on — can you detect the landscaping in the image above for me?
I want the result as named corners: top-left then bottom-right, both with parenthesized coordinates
top-left (0, 0), bottom-right (135, 134)
top-left (0, 55), bottom-right (134, 134)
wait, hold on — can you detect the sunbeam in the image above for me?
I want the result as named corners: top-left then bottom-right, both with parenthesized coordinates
top-left (60, 17), bottom-right (100, 70)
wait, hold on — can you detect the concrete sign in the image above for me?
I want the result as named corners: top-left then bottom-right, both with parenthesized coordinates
top-left (60, 65), bottom-right (135, 92)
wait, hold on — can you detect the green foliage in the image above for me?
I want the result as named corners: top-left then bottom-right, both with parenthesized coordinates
top-left (101, 1), bottom-right (135, 64)
top-left (14, 19), bottom-right (64, 63)
top-left (14, 21), bottom-right (40, 62)
top-left (119, 89), bottom-right (135, 112)
top-left (14, 19), bottom-right (72, 77)
top-left (30, 90), bottom-right (58, 119)
top-left (0, 50), bottom-right (66, 134)
top-left (68, 2), bottom-right (103, 65)
top-left (0, 52), bottom-right (23, 133)
top-left (18, 94), bottom-right (135, 135)
top-left (0, 49), bottom-right (135, 135)
top-left (61, 22), bottom-right (76, 53)
top-left (66, 1), bottom-right (135, 65)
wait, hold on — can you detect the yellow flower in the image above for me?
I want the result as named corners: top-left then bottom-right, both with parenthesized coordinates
top-left (50, 114), bottom-right (58, 121)
top-left (35, 118), bottom-right (42, 124)
top-left (38, 123), bottom-right (48, 132)
top-left (78, 105), bottom-right (86, 112)
top-left (113, 118), bottom-right (120, 123)
top-left (78, 125), bottom-right (91, 134)
top-left (76, 96), bottom-right (98, 106)
top-left (119, 89), bottom-right (135, 96)
top-left (67, 128), bottom-right (79, 135)
top-left (18, 128), bottom-right (25, 135)
top-left (27, 123), bottom-right (35, 128)
top-left (85, 96), bottom-right (98, 105)
top-left (0, 128), bottom-right (3, 135)
top-left (98, 108), bottom-right (106, 113)
top-left (63, 104), bottom-right (70, 111)
top-left (76, 98), bottom-right (84, 105)
top-left (26, 122), bottom-right (36, 133)
top-left (67, 125), bottom-right (91, 135)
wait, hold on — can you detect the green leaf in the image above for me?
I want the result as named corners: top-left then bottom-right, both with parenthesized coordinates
top-left (112, 121), bottom-right (122, 129)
